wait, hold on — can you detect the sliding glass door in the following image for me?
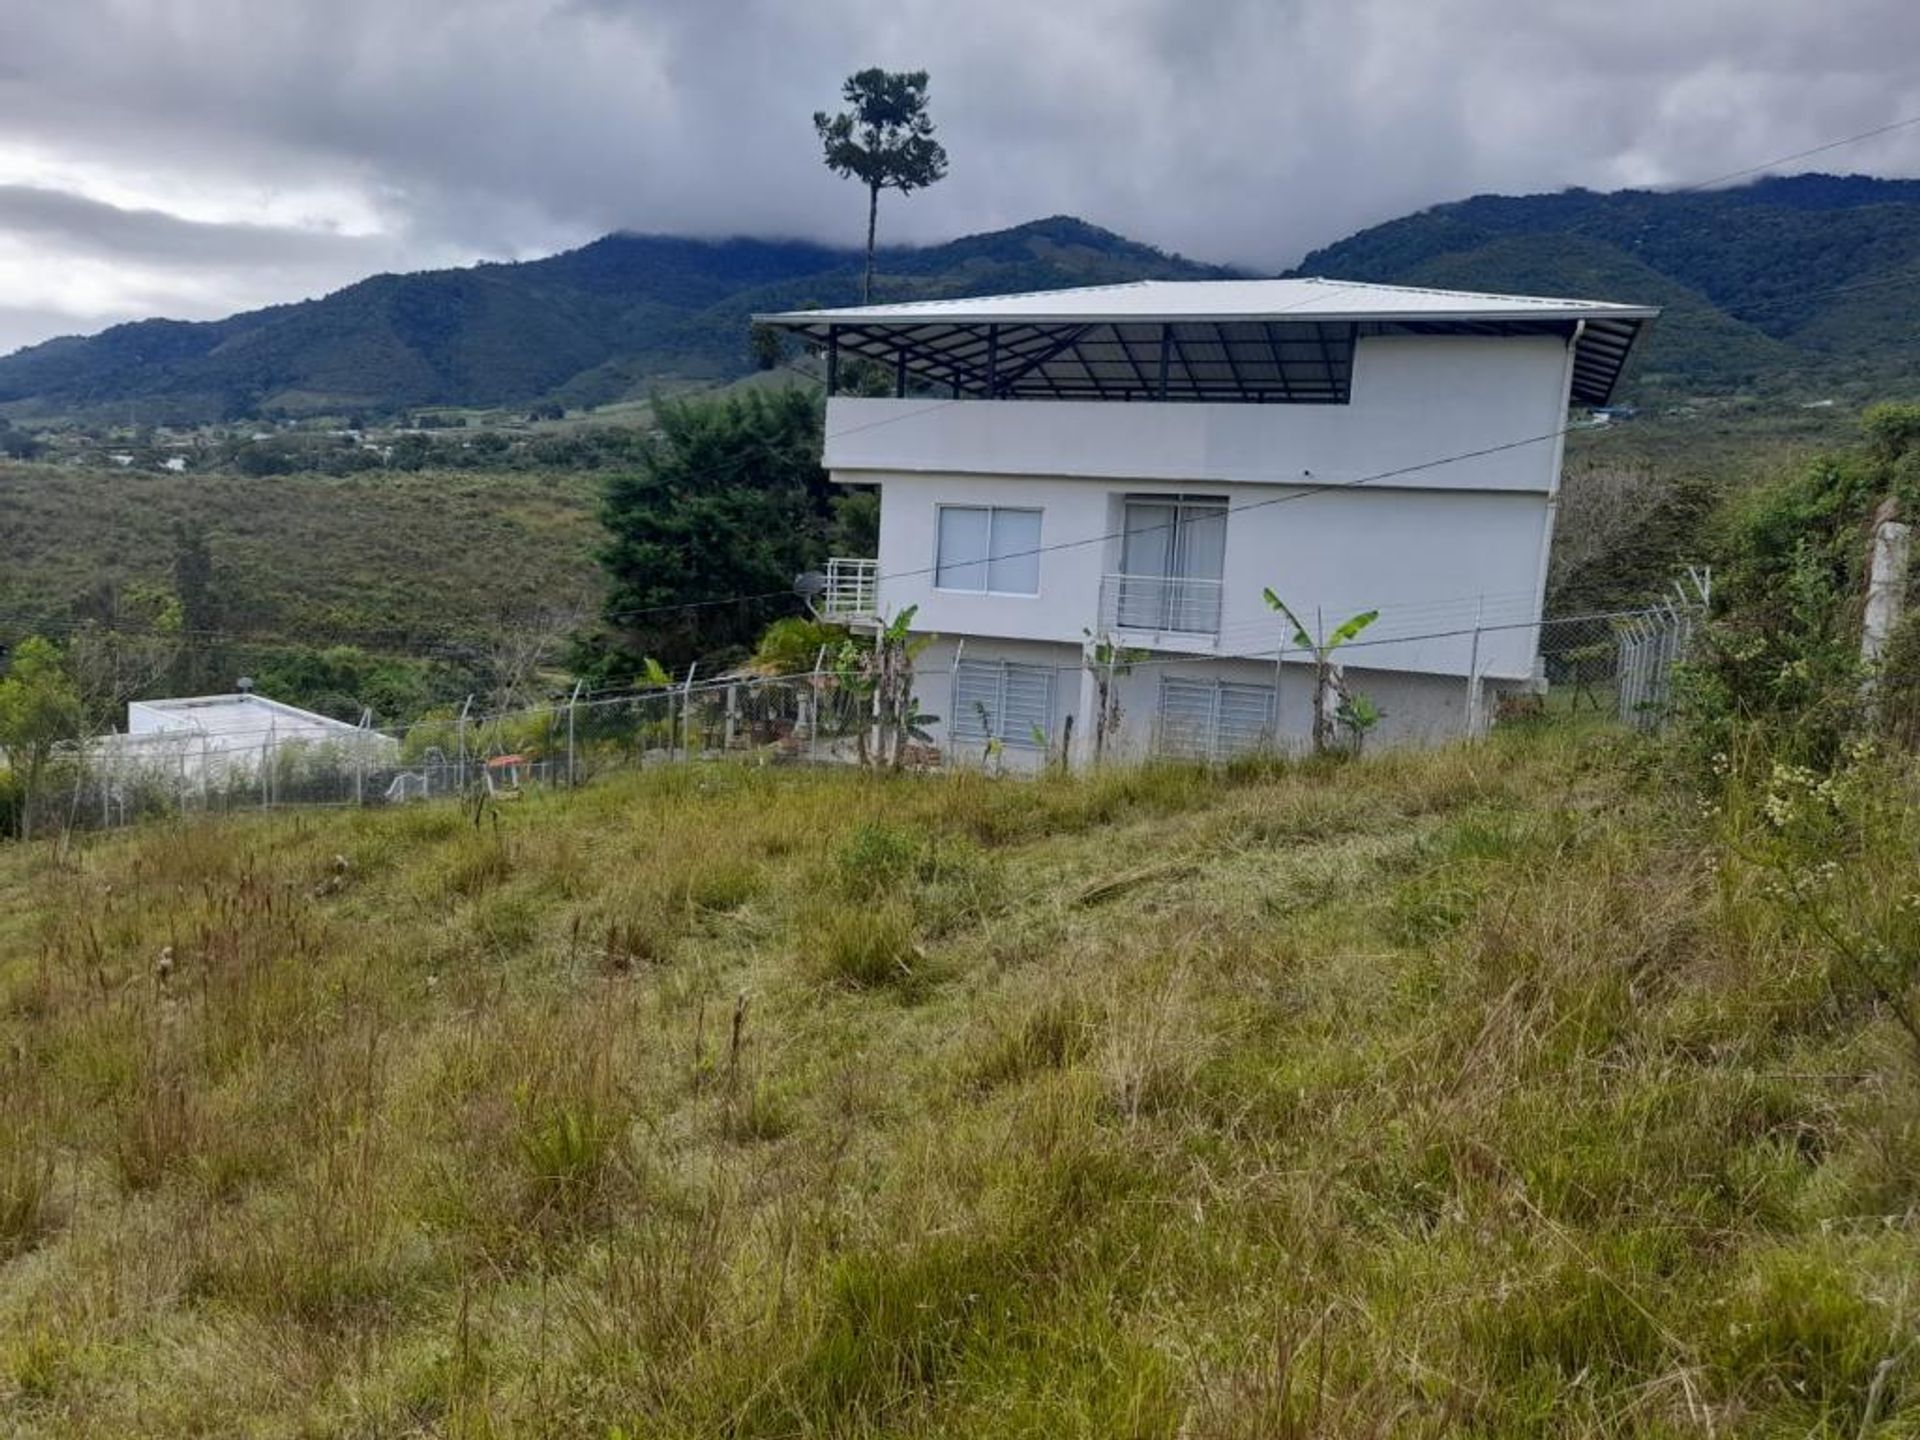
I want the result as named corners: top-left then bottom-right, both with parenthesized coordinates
top-left (1116, 497), bottom-right (1227, 633)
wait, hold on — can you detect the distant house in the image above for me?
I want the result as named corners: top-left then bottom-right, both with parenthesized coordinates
top-left (95, 692), bottom-right (398, 791)
top-left (758, 277), bottom-right (1656, 767)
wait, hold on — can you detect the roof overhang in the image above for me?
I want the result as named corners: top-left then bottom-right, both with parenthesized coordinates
top-left (757, 279), bottom-right (1659, 408)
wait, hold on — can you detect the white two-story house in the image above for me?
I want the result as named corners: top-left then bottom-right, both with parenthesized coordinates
top-left (757, 278), bottom-right (1656, 767)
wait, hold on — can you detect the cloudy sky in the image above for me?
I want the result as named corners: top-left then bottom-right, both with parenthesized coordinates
top-left (3, 0), bottom-right (1918, 356)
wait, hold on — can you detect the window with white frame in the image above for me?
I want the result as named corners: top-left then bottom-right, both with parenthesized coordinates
top-left (951, 660), bottom-right (1055, 749)
top-left (935, 505), bottom-right (1042, 595)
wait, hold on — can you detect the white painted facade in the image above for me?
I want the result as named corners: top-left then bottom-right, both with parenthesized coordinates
top-left (765, 279), bottom-right (1654, 766)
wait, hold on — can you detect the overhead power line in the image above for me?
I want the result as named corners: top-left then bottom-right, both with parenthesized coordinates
top-left (1670, 111), bottom-right (1920, 194)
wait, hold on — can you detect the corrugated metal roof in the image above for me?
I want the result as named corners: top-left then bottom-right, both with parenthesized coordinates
top-left (756, 277), bottom-right (1659, 327)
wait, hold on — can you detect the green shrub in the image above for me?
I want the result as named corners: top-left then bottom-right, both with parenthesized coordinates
top-left (833, 821), bottom-right (926, 898)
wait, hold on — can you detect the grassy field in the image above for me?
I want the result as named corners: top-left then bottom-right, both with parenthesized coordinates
top-left (1, 729), bottom-right (1916, 1436)
top-left (0, 462), bottom-right (605, 651)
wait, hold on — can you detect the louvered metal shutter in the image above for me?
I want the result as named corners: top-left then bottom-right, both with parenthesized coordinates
top-left (951, 662), bottom-right (1000, 742)
top-left (997, 665), bottom-right (1054, 749)
top-left (1155, 677), bottom-right (1275, 762)
top-left (1214, 682), bottom-right (1276, 757)
top-left (951, 661), bottom-right (1055, 749)
top-left (1155, 677), bottom-right (1219, 761)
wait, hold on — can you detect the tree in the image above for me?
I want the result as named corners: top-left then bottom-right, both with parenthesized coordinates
top-left (171, 520), bottom-right (221, 693)
top-left (751, 617), bottom-right (851, 676)
top-left (814, 68), bottom-right (949, 304)
top-left (585, 389), bottom-right (834, 677)
top-left (64, 579), bottom-right (182, 726)
top-left (0, 418), bottom-right (42, 460)
top-left (483, 600), bottom-right (591, 712)
top-left (0, 637), bottom-right (86, 840)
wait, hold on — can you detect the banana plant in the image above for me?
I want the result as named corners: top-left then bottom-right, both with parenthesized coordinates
top-left (834, 605), bottom-right (937, 770)
top-left (1335, 691), bottom-right (1383, 755)
top-left (1262, 589), bottom-right (1380, 755)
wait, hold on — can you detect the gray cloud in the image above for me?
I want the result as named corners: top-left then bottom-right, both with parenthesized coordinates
top-left (0, 185), bottom-right (386, 268)
top-left (2, 0), bottom-right (1918, 355)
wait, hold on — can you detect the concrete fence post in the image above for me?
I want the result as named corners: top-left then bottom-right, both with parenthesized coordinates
top-left (1862, 507), bottom-right (1911, 717)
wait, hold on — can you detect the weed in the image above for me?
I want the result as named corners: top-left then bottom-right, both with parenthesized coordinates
top-left (0, 1140), bottom-right (53, 1260)
top-left (807, 898), bottom-right (921, 990)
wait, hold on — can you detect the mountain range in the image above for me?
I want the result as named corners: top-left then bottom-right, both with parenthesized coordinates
top-left (2, 173), bottom-right (1916, 422)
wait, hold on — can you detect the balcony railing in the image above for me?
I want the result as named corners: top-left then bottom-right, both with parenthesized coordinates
top-left (819, 557), bottom-right (880, 622)
top-left (1098, 573), bottom-right (1224, 642)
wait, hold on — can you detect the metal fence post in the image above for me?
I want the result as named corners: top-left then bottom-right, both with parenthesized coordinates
top-left (566, 680), bottom-right (583, 786)
top-left (680, 664), bottom-right (699, 761)
top-left (1464, 597), bottom-right (1484, 738)
top-left (260, 722), bottom-right (274, 810)
top-left (724, 682), bottom-right (738, 751)
top-left (354, 708), bottom-right (369, 807)
top-left (1271, 636), bottom-right (1285, 757)
top-left (456, 694), bottom-right (473, 794)
top-left (809, 644), bottom-right (827, 763)
top-left (946, 639), bottom-right (966, 767)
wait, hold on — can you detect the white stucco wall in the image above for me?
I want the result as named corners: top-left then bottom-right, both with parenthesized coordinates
top-left (866, 473), bottom-right (1552, 681)
top-left (832, 329), bottom-right (1578, 708)
top-left (826, 334), bottom-right (1572, 492)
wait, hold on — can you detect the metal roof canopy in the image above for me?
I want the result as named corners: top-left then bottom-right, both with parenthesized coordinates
top-left (757, 278), bottom-right (1658, 408)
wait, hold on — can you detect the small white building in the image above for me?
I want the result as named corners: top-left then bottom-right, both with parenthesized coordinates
top-left (98, 692), bottom-right (398, 791)
top-left (759, 277), bottom-right (1657, 767)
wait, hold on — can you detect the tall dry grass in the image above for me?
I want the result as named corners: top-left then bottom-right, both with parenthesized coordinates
top-left (0, 731), bottom-right (1915, 1435)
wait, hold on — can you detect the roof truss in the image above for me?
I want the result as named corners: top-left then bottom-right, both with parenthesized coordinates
top-left (776, 313), bottom-right (1642, 407)
top-left (794, 318), bottom-right (1362, 404)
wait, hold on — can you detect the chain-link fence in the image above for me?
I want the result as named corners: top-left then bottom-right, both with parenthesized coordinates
top-left (14, 586), bottom-right (1708, 839)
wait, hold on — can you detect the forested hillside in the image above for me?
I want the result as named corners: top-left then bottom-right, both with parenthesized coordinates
top-left (0, 219), bottom-right (1229, 423)
top-left (4, 174), bottom-right (1917, 422)
top-left (1295, 174), bottom-right (1920, 398)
